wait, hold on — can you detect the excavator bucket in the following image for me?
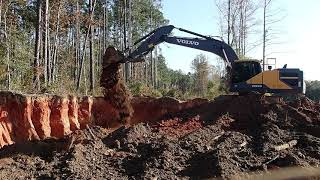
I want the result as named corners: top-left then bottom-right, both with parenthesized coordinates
top-left (102, 46), bottom-right (145, 64)
top-left (102, 46), bottom-right (126, 64)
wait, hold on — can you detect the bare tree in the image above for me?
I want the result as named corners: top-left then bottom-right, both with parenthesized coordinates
top-left (89, 0), bottom-right (95, 92)
top-left (33, 0), bottom-right (42, 91)
top-left (227, 0), bottom-right (231, 44)
top-left (262, 0), bottom-right (268, 70)
top-left (149, 1), bottom-right (154, 87)
top-left (76, 0), bottom-right (96, 91)
top-left (0, 0), bottom-right (2, 28)
top-left (154, 47), bottom-right (158, 88)
top-left (262, 0), bottom-right (286, 70)
top-left (51, 1), bottom-right (63, 83)
top-left (3, 3), bottom-right (10, 90)
top-left (75, 0), bottom-right (80, 83)
top-left (43, 0), bottom-right (49, 85)
top-left (125, 0), bottom-right (132, 82)
top-left (103, 0), bottom-right (108, 50)
top-left (216, 0), bottom-right (259, 57)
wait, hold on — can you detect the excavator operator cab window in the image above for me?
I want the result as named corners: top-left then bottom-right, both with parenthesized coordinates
top-left (231, 61), bottom-right (262, 83)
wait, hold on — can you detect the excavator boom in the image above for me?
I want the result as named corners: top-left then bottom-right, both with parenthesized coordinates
top-left (124, 25), bottom-right (238, 69)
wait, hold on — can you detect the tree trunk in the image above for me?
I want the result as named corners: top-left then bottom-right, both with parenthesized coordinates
top-left (83, 57), bottom-right (88, 95)
top-left (77, 27), bottom-right (90, 91)
top-left (75, 1), bottom-right (80, 83)
top-left (89, 0), bottom-right (95, 93)
top-left (4, 7), bottom-right (10, 90)
top-left (43, 0), bottom-right (49, 85)
top-left (103, 2), bottom-right (106, 51)
top-left (150, 51), bottom-right (154, 87)
top-left (0, 0), bottom-right (2, 28)
top-left (154, 47), bottom-right (158, 88)
top-left (243, 5), bottom-right (247, 56)
top-left (103, 0), bottom-right (108, 50)
top-left (263, 0), bottom-right (269, 71)
top-left (34, 0), bottom-right (42, 91)
top-left (76, 0), bottom-right (96, 91)
top-left (239, 1), bottom-right (243, 56)
top-left (51, 1), bottom-right (62, 83)
top-left (227, 0), bottom-right (231, 45)
top-left (145, 61), bottom-right (148, 84)
top-left (149, 0), bottom-right (154, 87)
top-left (128, 0), bottom-right (133, 79)
top-left (124, 0), bottom-right (131, 82)
top-left (98, 27), bottom-right (102, 68)
top-left (52, 39), bottom-right (59, 82)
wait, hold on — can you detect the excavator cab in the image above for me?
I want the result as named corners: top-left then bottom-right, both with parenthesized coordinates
top-left (230, 60), bottom-right (305, 94)
top-left (231, 60), bottom-right (262, 84)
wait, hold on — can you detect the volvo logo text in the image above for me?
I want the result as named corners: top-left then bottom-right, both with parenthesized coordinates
top-left (176, 39), bottom-right (199, 46)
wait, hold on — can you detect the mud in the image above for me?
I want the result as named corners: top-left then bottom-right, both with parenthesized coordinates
top-left (0, 94), bottom-right (320, 179)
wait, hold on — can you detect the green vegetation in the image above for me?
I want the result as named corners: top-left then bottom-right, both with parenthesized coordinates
top-left (128, 53), bottom-right (226, 100)
top-left (0, 0), bottom-right (169, 94)
top-left (305, 81), bottom-right (320, 101)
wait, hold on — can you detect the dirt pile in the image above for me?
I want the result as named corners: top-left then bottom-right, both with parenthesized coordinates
top-left (1, 94), bottom-right (320, 179)
top-left (102, 94), bottom-right (320, 179)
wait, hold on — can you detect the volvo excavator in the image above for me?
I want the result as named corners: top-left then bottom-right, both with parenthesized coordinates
top-left (111, 25), bottom-right (305, 94)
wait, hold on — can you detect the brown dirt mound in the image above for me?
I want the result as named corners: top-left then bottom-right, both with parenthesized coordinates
top-left (0, 94), bottom-right (320, 179)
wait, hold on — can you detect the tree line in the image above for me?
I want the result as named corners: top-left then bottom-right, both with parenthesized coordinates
top-left (0, 0), bottom-right (227, 99)
top-left (0, 0), bottom-right (168, 95)
top-left (1, 0), bottom-right (314, 101)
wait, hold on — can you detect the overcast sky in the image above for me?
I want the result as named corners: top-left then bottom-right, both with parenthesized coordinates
top-left (159, 0), bottom-right (320, 80)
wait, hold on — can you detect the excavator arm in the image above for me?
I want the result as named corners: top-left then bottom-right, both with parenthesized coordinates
top-left (123, 25), bottom-right (239, 69)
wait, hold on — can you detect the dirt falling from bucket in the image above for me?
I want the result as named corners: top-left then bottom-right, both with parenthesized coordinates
top-left (100, 47), bottom-right (133, 124)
